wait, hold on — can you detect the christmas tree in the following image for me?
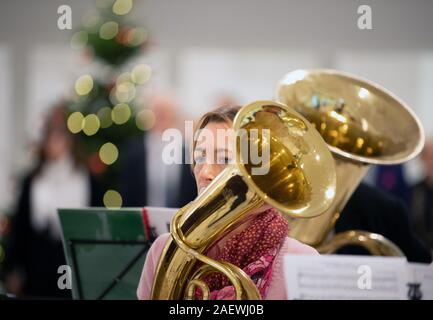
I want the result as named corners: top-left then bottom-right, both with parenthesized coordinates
top-left (66, 0), bottom-right (154, 208)
top-left (0, 1), bottom-right (156, 281)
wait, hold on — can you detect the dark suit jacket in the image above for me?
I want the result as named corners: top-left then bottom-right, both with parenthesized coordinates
top-left (335, 183), bottom-right (432, 263)
top-left (119, 134), bottom-right (197, 208)
top-left (3, 171), bottom-right (102, 298)
top-left (410, 179), bottom-right (433, 251)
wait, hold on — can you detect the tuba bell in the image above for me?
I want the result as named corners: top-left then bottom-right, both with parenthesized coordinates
top-left (276, 69), bottom-right (425, 255)
top-left (151, 100), bottom-right (337, 299)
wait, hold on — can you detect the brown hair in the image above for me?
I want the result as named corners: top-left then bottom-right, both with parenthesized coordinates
top-left (190, 105), bottom-right (241, 169)
top-left (34, 104), bottom-right (86, 176)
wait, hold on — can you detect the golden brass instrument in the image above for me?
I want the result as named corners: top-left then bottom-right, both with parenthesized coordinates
top-left (276, 69), bottom-right (425, 255)
top-left (151, 100), bottom-right (337, 299)
top-left (317, 230), bottom-right (404, 256)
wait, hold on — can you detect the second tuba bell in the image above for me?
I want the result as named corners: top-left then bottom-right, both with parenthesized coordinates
top-left (276, 69), bottom-right (425, 255)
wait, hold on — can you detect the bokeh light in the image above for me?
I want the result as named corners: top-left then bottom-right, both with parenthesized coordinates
top-left (103, 190), bottom-right (123, 209)
top-left (136, 109), bottom-right (156, 131)
top-left (75, 75), bottom-right (94, 96)
top-left (99, 142), bottom-right (119, 165)
top-left (116, 72), bottom-right (133, 84)
top-left (67, 112), bottom-right (84, 133)
top-left (97, 107), bottom-right (113, 128)
top-left (131, 64), bottom-right (152, 84)
top-left (115, 82), bottom-right (136, 103)
top-left (112, 0), bottom-right (133, 15)
top-left (82, 114), bottom-right (100, 136)
top-left (112, 103), bottom-right (131, 124)
top-left (126, 28), bottom-right (147, 46)
top-left (99, 21), bottom-right (119, 40)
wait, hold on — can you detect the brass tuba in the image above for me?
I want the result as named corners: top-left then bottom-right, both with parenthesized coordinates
top-left (276, 69), bottom-right (425, 255)
top-left (151, 100), bottom-right (337, 299)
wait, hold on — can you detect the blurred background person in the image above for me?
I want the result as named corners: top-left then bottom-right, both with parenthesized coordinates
top-left (2, 104), bottom-right (102, 299)
top-left (410, 137), bottom-right (433, 257)
top-left (375, 164), bottom-right (411, 207)
top-left (213, 92), bottom-right (239, 109)
top-left (120, 93), bottom-right (196, 208)
top-left (335, 181), bottom-right (431, 263)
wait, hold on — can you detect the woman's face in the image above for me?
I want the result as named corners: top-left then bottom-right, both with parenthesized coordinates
top-left (46, 128), bottom-right (72, 160)
top-left (193, 121), bottom-right (234, 195)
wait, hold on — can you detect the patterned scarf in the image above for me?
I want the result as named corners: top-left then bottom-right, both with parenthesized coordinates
top-left (198, 208), bottom-right (288, 299)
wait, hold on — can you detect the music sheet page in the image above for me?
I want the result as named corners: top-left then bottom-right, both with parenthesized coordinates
top-left (283, 255), bottom-right (408, 300)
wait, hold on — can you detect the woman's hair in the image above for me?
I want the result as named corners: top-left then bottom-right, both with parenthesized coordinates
top-left (33, 104), bottom-right (86, 176)
top-left (190, 105), bottom-right (241, 169)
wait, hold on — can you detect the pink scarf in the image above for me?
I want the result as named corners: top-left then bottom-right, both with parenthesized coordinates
top-left (197, 208), bottom-right (288, 300)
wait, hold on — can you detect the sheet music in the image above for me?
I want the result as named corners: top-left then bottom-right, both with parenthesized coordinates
top-left (144, 206), bottom-right (177, 236)
top-left (283, 255), bottom-right (408, 300)
top-left (406, 263), bottom-right (433, 300)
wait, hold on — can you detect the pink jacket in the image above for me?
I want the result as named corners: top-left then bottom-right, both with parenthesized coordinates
top-left (137, 232), bottom-right (319, 300)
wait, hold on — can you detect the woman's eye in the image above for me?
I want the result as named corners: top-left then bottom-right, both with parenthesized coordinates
top-left (194, 155), bottom-right (206, 164)
top-left (218, 157), bottom-right (231, 164)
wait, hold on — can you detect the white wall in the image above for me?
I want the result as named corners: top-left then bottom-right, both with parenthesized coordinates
top-left (27, 46), bottom-right (94, 140)
top-left (177, 48), bottom-right (323, 118)
top-left (0, 45), bottom-right (12, 211)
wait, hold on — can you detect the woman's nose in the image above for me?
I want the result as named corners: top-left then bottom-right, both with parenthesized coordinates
top-left (199, 163), bottom-right (217, 183)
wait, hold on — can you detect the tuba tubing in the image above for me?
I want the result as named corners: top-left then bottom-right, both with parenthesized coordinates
top-left (276, 69), bottom-right (425, 254)
top-left (150, 100), bottom-right (337, 299)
